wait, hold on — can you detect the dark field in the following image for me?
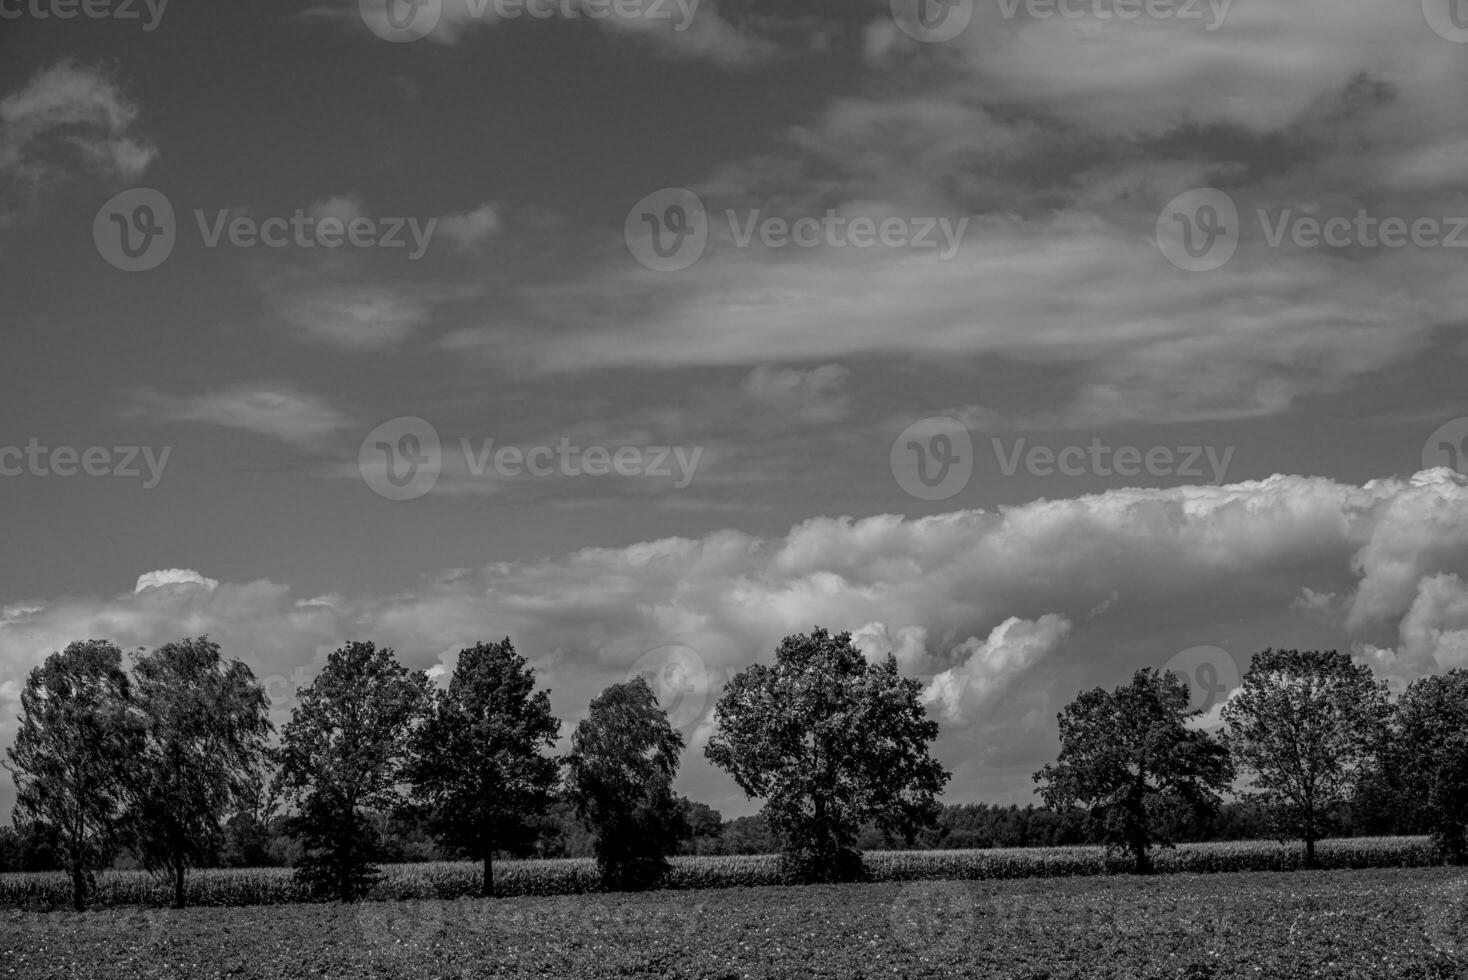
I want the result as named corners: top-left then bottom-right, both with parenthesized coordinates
top-left (7, 866), bottom-right (1468, 979)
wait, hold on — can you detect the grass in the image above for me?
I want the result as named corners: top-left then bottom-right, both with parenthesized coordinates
top-left (5, 865), bottom-right (1468, 978)
top-left (0, 835), bottom-right (1440, 909)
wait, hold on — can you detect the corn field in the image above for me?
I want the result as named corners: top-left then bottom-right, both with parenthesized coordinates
top-left (0, 836), bottom-right (1440, 910)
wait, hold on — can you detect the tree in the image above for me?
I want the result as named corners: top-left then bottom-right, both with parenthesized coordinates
top-left (271, 641), bottom-right (430, 902)
top-left (676, 798), bottom-right (726, 854)
top-left (705, 628), bottom-right (950, 882)
top-left (0, 821), bottom-right (61, 873)
top-left (565, 677), bottom-right (687, 890)
top-left (1035, 668), bottom-right (1233, 874)
top-left (127, 637), bottom-right (273, 907)
top-left (1385, 669), bottom-right (1468, 862)
top-left (3, 640), bottom-right (144, 910)
top-left (408, 639), bottom-right (560, 897)
top-left (1222, 649), bottom-right (1389, 866)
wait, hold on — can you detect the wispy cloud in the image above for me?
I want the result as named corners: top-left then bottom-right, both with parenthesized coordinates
top-left (130, 384), bottom-right (355, 450)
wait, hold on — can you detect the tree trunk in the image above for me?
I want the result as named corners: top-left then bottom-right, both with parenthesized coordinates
top-left (70, 865), bottom-right (86, 912)
top-left (339, 814), bottom-right (353, 903)
top-left (482, 851), bottom-right (494, 898)
top-left (1304, 836), bottom-right (1317, 868)
top-left (173, 860), bottom-right (187, 909)
top-left (1132, 837), bottom-right (1153, 875)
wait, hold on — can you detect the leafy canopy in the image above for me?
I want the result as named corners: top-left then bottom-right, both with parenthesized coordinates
top-left (1035, 667), bottom-right (1233, 874)
top-left (1222, 648), bottom-right (1389, 863)
top-left (128, 636), bottom-right (272, 906)
top-left (272, 641), bottom-right (430, 901)
top-left (565, 676), bottom-right (686, 890)
top-left (3, 640), bottom-right (144, 910)
top-left (408, 639), bottom-right (560, 896)
top-left (705, 628), bottom-right (949, 882)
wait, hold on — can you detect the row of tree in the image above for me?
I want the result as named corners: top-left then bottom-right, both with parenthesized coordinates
top-left (4, 628), bottom-right (950, 909)
top-left (1035, 649), bottom-right (1468, 873)
top-left (9, 631), bottom-right (1468, 908)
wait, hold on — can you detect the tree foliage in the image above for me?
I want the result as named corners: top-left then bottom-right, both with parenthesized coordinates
top-left (565, 677), bottom-right (686, 890)
top-left (1035, 668), bottom-right (1233, 874)
top-left (705, 628), bottom-right (949, 882)
top-left (271, 641), bottom-right (430, 901)
top-left (3, 640), bottom-right (144, 909)
top-left (408, 639), bottom-right (560, 896)
top-left (1386, 669), bottom-right (1468, 862)
top-left (127, 637), bottom-right (273, 907)
top-left (1222, 648), bottom-right (1389, 865)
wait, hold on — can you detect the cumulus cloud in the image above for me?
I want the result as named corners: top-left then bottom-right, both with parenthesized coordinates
top-left (3, 469), bottom-right (1466, 817)
top-left (924, 615), bottom-right (1073, 725)
top-left (135, 569), bottom-right (221, 593)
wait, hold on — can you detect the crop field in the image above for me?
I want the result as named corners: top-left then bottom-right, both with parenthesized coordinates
top-left (5, 866), bottom-right (1468, 979)
top-left (0, 836), bottom-right (1439, 910)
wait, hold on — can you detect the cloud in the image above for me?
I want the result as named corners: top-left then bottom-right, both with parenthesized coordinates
top-left (739, 364), bottom-right (851, 425)
top-left (265, 281), bottom-right (435, 351)
top-left (307, 195), bottom-right (366, 224)
top-left (0, 60), bottom-right (156, 221)
top-left (132, 384), bottom-right (355, 450)
top-left (924, 615), bottom-right (1072, 725)
top-left (3, 468), bottom-right (1466, 816)
top-left (315, 0), bottom-right (780, 64)
top-left (135, 569), bottom-right (221, 593)
top-left (417, 0), bottom-right (1468, 430)
top-left (438, 203), bottom-right (502, 251)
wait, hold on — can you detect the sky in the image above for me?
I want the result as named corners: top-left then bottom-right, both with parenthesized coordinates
top-left (1, 0), bottom-right (1467, 821)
